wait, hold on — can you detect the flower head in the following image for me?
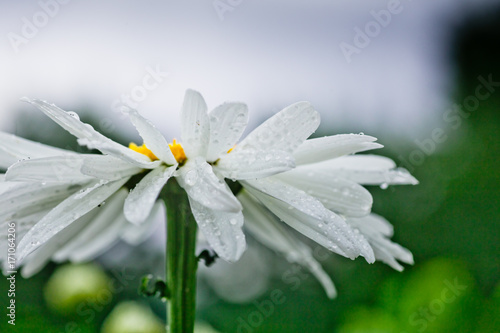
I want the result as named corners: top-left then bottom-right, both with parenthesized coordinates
top-left (1, 89), bottom-right (417, 298)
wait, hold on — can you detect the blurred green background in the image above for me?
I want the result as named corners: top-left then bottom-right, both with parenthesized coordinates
top-left (1, 7), bottom-right (499, 333)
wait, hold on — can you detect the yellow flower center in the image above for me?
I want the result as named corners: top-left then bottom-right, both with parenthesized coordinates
top-left (128, 143), bottom-right (159, 161)
top-left (168, 139), bottom-right (187, 164)
top-left (129, 140), bottom-right (187, 165)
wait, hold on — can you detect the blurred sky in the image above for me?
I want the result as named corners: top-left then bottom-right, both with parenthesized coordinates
top-left (1, 0), bottom-right (499, 138)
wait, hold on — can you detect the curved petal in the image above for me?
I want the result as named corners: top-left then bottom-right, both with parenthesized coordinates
top-left (308, 155), bottom-right (418, 186)
top-left (206, 102), bottom-right (248, 162)
top-left (6, 155), bottom-right (94, 183)
top-left (0, 182), bottom-right (84, 221)
top-left (275, 168), bottom-right (373, 217)
top-left (0, 131), bottom-right (74, 169)
top-left (121, 201), bottom-right (162, 245)
top-left (16, 177), bottom-right (129, 264)
top-left (81, 155), bottom-right (143, 181)
top-left (180, 90), bottom-right (209, 158)
top-left (177, 158), bottom-right (242, 213)
top-left (20, 209), bottom-right (98, 277)
top-left (53, 189), bottom-right (128, 262)
top-left (239, 191), bottom-right (337, 298)
top-left (294, 134), bottom-right (383, 165)
top-left (348, 214), bottom-right (413, 271)
top-left (188, 197), bottom-right (246, 262)
top-left (124, 108), bottom-right (177, 165)
top-left (242, 178), bottom-right (374, 262)
top-left (216, 149), bottom-right (295, 180)
top-left (124, 166), bottom-right (176, 225)
top-left (236, 102), bottom-right (320, 154)
top-left (22, 98), bottom-right (158, 168)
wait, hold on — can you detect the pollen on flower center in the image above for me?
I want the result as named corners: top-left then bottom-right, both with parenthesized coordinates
top-left (129, 143), bottom-right (159, 161)
top-left (169, 139), bottom-right (187, 164)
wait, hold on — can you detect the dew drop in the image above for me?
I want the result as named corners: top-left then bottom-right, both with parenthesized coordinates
top-left (185, 170), bottom-right (199, 186)
top-left (67, 111), bottom-right (80, 120)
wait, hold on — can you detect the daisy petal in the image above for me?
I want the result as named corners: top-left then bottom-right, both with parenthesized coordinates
top-left (310, 155), bottom-right (418, 185)
top-left (20, 210), bottom-right (96, 278)
top-left (0, 182), bottom-right (84, 221)
top-left (276, 168), bottom-right (373, 217)
top-left (348, 214), bottom-right (413, 271)
top-left (53, 189), bottom-right (128, 262)
top-left (124, 166), bottom-right (176, 225)
top-left (121, 201), bottom-right (162, 245)
top-left (0, 131), bottom-right (74, 169)
top-left (22, 98), bottom-right (158, 168)
top-left (181, 89), bottom-right (210, 158)
top-left (16, 177), bottom-right (129, 264)
top-left (80, 155), bottom-right (143, 181)
top-left (124, 108), bottom-right (177, 165)
top-left (189, 197), bottom-right (246, 262)
top-left (243, 178), bottom-right (374, 262)
top-left (294, 134), bottom-right (383, 165)
top-left (237, 102), bottom-right (320, 154)
top-left (216, 149), bottom-right (295, 180)
top-left (6, 155), bottom-right (93, 183)
top-left (239, 191), bottom-right (337, 298)
top-left (206, 102), bottom-right (248, 162)
top-left (68, 214), bottom-right (128, 263)
top-left (177, 158), bottom-right (242, 213)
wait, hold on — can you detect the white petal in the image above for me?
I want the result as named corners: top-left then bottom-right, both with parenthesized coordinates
top-left (53, 189), bottom-right (128, 262)
top-left (121, 201), bottom-right (162, 245)
top-left (6, 155), bottom-right (94, 183)
top-left (242, 178), bottom-right (374, 262)
top-left (0, 182), bottom-right (84, 221)
top-left (309, 155), bottom-right (418, 186)
top-left (80, 155), bottom-right (143, 181)
top-left (237, 102), bottom-right (320, 154)
top-left (276, 168), bottom-right (373, 217)
top-left (124, 108), bottom-right (177, 165)
top-left (177, 158), bottom-right (242, 213)
top-left (68, 214), bottom-right (128, 263)
top-left (216, 149), bottom-right (295, 180)
top-left (188, 197), bottom-right (246, 262)
top-left (294, 134), bottom-right (383, 165)
top-left (20, 210), bottom-right (96, 278)
top-left (0, 131), bottom-right (73, 169)
top-left (239, 191), bottom-right (337, 298)
top-left (124, 166), bottom-right (175, 225)
top-left (16, 177), bottom-right (129, 263)
top-left (180, 90), bottom-right (209, 158)
top-left (348, 214), bottom-right (413, 271)
top-left (22, 98), bottom-right (158, 169)
top-left (310, 154), bottom-right (396, 171)
top-left (206, 102), bottom-right (248, 162)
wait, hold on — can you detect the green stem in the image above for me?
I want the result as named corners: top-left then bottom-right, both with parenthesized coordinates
top-left (161, 179), bottom-right (198, 333)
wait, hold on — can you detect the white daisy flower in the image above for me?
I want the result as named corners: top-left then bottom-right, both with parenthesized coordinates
top-left (1, 89), bottom-right (318, 272)
top-left (2, 89), bottom-right (415, 289)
